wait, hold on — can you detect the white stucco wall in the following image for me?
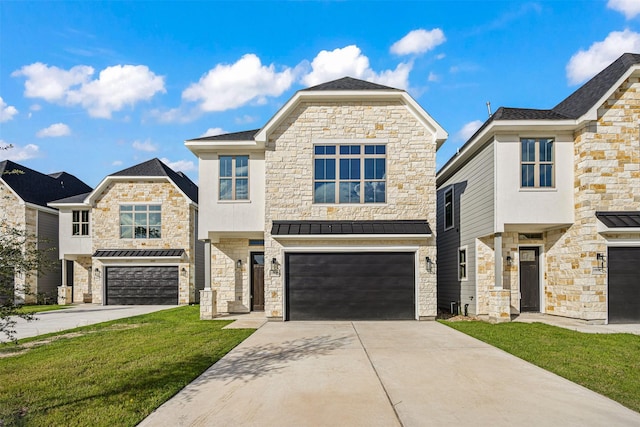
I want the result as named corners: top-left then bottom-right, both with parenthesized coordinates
top-left (57, 209), bottom-right (92, 257)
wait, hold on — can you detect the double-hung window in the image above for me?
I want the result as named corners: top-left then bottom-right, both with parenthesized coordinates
top-left (521, 138), bottom-right (554, 188)
top-left (72, 210), bottom-right (89, 236)
top-left (314, 144), bottom-right (386, 204)
top-left (220, 155), bottom-right (249, 200)
top-left (120, 205), bottom-right (161, 239)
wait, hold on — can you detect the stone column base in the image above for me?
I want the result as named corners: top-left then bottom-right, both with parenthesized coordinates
top-left (57, 286), bottom-right (72, 305)
top-left (200, 289), bottom-right (217, 320)
top-left (489, 289), bottom-right (511, 323)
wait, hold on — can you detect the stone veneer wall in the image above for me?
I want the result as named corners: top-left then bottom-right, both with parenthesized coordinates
top-left (90, 181), bottom-right (195, 304)
top-left (545, 76), bottom-right (640, 321)
top-left (72, 256), bottom-right (92, 303)
top-left (210, 238), bottom-right (252, 313)
top-left (263, 101), bottom-right (438, 320)
top-left (475, 236), bottom-right (494, 315)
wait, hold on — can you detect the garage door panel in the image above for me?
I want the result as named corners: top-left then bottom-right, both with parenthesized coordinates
top-left (106, 266), bottom-right (178, 305)
top-left (608, 247), bottom-right (640, 323)
top-left (286, 252), bottom-right (415, 321)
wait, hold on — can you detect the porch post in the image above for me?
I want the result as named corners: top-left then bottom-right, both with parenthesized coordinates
top-left (489, 233), bottom-right (511, 322)
top-left (200, 239), bottom-right (217, 320)
top-left (57, 259), bottom-right (72, 305)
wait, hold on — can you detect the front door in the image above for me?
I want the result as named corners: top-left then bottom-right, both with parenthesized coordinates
top-left (66, 260), bottom-right (74, 303)
top-left (520, 247), bottom-right (540, 312)
top-left (251, 253), bottom-right (265, 311)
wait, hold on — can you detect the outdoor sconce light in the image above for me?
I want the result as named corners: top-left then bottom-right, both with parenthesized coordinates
top-left (94, 268), bottom-right (101, 279)
top-left (181, 267), bottom-right (187, 276)
top-left (596, 253), bottom-right (607, 271)
top-left (236, 259), bottom-right (242, 269)
top-left (506, 255), bottom-right (512, 266)
top-left (425, 256), bottom-right (434, 273)
top-left (270, 257), bottom-right (281, 276)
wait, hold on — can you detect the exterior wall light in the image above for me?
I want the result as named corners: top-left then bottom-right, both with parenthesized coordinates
top-left (270, 257), bottom-right (281, 276)
top-left (236, 259), bottom-right (242, 269)
top-left (425, 256), bottom-right (434, 273)
top-left (596, 253), bottom-right (607, 271)
top-left (94, 268), bottom-right (101, 279)
top-left (506, 255), bottom-right (512, 266)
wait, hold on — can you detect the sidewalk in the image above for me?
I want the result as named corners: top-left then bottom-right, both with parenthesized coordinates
top-left (513, 312), bottom-right (640, 335)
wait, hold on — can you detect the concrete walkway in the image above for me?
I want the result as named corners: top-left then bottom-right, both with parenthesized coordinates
top-left (513, 312), bottom-right (640, 334)
top-left (7, 304), bottom-right (176, 341)
top-left (140, 321), bottom-right (640, 427)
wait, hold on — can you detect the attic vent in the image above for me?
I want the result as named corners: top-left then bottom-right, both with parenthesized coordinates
top-left (518, 233), bottom-right (543, 240)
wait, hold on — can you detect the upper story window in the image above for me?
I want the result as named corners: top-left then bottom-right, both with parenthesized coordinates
top-left (313, 144), bottom-right (386, 204)
top-left (72, 210), bottom-right (89, 236)
top-left (521, 138), bottom-right (554, 188)
top-left (458, 247), bottom-right (467, 280)
top-left (444, 188), bottom-right (454, 230)
top-left (120, 205), bottom-right (161, 239)
top-left (220, 155), bottom-right (249, 200)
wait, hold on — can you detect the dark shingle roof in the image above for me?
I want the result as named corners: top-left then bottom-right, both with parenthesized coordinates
top-left (271, 220), bottom-right (432, 235)
top-left (49, 192), bottom-right (92, 204)
top-left (596, 211), bottom-right (640, 228)
top-left (0, 160), bottom-right (92, 208)
top-left (93, 249), bottom-right (185, 258)
top-left (553, 53), bottom-right (640, 119)
top-left (110, 158), bottom-right (198, 203)
top-left (187, 129), bottom-right (260, 142)
top-left (302, 77), bottom-right (399, 91)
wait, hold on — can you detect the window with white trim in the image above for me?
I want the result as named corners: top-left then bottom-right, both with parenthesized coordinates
top-left (458, 247), bottom-right (467, 280)
top-left (313, 144), bottom-right (386, 204)
top-left (120, 205), bottom-right (161, 239)
top-left (521, 138), bottom-right (554, 188)
top-left (220, 155), bottom-right (249, 200)
top-left (72, 210), bottom-right (89, 236)
top-left (444, 187), bottom-right (454, 230)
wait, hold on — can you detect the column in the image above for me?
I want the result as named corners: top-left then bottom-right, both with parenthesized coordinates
top-left (200, 239), bottom-right (217, 319)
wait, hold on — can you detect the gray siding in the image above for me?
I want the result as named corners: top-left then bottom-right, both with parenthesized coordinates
top-left (437, 142), bottom-right (495, 315)
top-left (37, 210), bottom-right (61, 300)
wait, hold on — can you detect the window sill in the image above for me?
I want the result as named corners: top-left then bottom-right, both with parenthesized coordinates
top-left (312, 203), bottom-right (389, 206)
top-left (217, 200), bottom-right (252, 204)
top-left (518, 187), bottom-right (557, 192)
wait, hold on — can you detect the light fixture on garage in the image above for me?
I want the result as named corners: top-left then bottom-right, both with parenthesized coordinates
top-left (425, 256), bottom-right (434, 273)
top-left (236, 259), bottom-right (242, 269)
top-left (94, 268), bottom-right (101, 279)
top-left (181, 267), bottom-right (187, 276)
top-left (506, 255), bottom-right (512, 266)
top-left (270, 257), bottom-right (280, 276)
top-left (596, 253), bottom-right (607, 271)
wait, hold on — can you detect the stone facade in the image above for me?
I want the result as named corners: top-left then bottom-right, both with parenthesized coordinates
top-left (89, 181), bottom-right (196, 304)
top-left (210, 238), bottom-right (252, 313)
top-left (263, 101), bottom-right (438, 320)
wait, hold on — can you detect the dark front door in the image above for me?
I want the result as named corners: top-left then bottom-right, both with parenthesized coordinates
top-left (608, 247), bottom-right (640, 323)
top-left (520, 247), bottom-right (540, 312)
top-left (66, 260), bottom-right (74, 303)
top-left (105, 266), bottom-right (178, 305)
top-left (285, 252), bottom-right (415, 320)
top-left (251, 253), bottom-right (265, 311)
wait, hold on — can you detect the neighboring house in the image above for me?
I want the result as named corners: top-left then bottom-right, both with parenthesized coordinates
top-left (48, 158), bottom-right (204, 305)
top-left (436, 52), bottom-right (640, 324)
top-left (186, 77), bottom-right (447, 321)
top-left (0, 160), bottom-right (92, 303)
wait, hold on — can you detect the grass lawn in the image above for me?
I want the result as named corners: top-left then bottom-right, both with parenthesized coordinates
top-left (16, 304), bottom-right (71, 314)
top-left (0, 305), bottom-right (254, 426)
top-left (442, 320), bottom-right (640, 413)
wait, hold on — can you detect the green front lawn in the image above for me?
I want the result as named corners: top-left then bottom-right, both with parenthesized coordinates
top-left (0, 305), bottom-right (254, 426)
top-left (16, 304), bottom-right (70, 314)
top-left (442, 320), bottom-right (640, 412)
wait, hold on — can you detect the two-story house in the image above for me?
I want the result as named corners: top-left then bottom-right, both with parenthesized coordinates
top-left (187, 77), bottom-right (447, 321)
top-left (49, 158), bottom-right (204, 305)
top-left (437, 52), bottom-right (640, 324)
top-left (0, 160), bottom-right (92, 303)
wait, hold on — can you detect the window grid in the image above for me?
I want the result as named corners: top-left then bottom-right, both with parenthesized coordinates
top-left (72, 210), bottom-right (89, 236)
top-left (521, 138), bottom-right (554, 188)
top-left (119, 205), bottom-right (161, 239)
top-left (458, 248), bottom-right (467, 280)
top-left (444, 188), bottom-right (454, 230)
top-left (220, 155), bottom-right (249, 200)
top-left (313, 144), bottom-right (386, 204)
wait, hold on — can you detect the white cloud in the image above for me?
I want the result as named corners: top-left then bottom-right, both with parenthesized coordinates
top-left (183, 54), bottom-right (294, 112)
top-left (302, 45), bottom-right (412, 89)
top-left (200, 127), bottom-right (226, 137)
top-left (428, 72), bottom-right (440, 82)
top-left (30, 104), bottom-right (42, 111)
top-left (36, 123), bottom-right (71, 138)
top-left (160, 157), bottom-right (196, 173)
top-left (456, 120), bottom-right (483, 141)
top-left (567, 30), bottom-right (640, 85)
top-left (390, 29), bottom-right (446, 56)
top-left (0, 97), bottom-right (18, 122)
top-left (112, 160), bottom-right (123, 166)
top-left (132, 139), bottom-right (158, 152)
top-left (12, 62), bottom-right (165, 118)
top-left (235, 114), bottom-right (258, 124)
top-left (1, 143), bottom-right (40, 161)
top-left (608, 0), bottom-right (640, 19)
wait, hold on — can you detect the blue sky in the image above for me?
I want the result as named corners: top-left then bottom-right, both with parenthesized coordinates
top-left (2, 0), bottom-right (640, 187)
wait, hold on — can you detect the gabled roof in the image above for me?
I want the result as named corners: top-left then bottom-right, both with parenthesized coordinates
top-left (0, 160), bottom-right (92, 208)
top-left (302, 77), bottom-right (400, 92)
top-left (110, 158), bottom-right (198, 203)
top-left (186, 129), bottom-right (260, 142)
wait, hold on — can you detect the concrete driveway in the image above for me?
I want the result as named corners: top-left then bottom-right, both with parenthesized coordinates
top-left (7, 304), bottom-right (176, 341)
top-left (140, 321), bottom-right (640, 427)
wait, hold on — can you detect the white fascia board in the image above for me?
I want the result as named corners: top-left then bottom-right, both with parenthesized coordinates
top-left (87, 176), bottom-right (195, 207)
top-left (24, 202), bottom-right (59, 215)
top-left (579, 66), bottom-right (640, 122)
top-left (47, 201), bottom-right (91, 209)
top-left (185, 139), bottom-right (265, 155)
top-left (272, 233), bottom-right (431, 241)
top-left (255, 90), bottom-right (447, 145)
top-left (436, 119), bottom-right (576, 186)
